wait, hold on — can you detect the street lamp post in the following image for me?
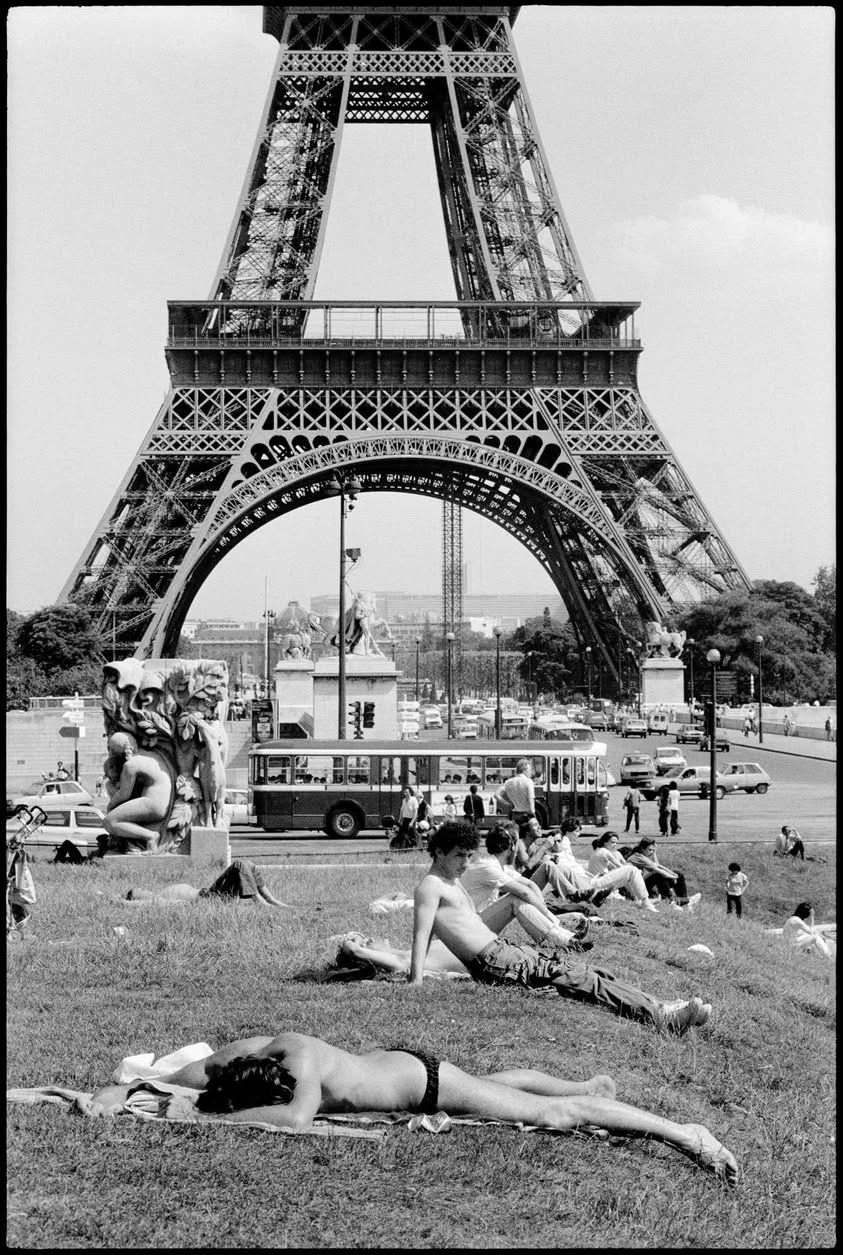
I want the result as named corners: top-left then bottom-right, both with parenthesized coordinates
top-left (262, 577), bottom-right (276, 698)
top-left (325, 473), bottom-right (362, 739)
top-left (415, 635), bottom-right (422, 703)
top-left (493, 626), bottom-right (502, 739)
top-left (756, 635), bottom-right (764, 744)
top-left (706, 648), bottom-right (721, 843)
top-left (686, 638), bottom-right (695, 715)
top-left (585, 646), bottom-right (592, 708)
top-left (446, 631), bottom-right (455, 739)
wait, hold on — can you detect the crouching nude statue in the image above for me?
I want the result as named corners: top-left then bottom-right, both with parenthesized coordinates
top-left (99, 657), bottom-right (230, 855)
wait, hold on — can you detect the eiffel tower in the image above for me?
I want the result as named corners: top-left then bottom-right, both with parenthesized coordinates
top-left (60, 4), bottom-right (750, 689)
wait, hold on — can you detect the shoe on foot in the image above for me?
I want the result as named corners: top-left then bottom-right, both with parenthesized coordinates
top-left (661, 996), bottom-right (705, 1035)
top-left (639, 899), bottom-right (659, 913)
top-left (685, 892), bottom-right (702, 912)
top-left (669, 901), bottom-right (683, 911)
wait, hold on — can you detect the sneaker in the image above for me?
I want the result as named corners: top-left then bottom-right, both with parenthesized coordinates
top-left (685, 893), bottom-right (702, 912)
top-left (660, 995), bottom-right (706, 1036)
top-left (639, 899), bottom-right (659, 913)
top-left (669, 901), bottom-right (684, 911)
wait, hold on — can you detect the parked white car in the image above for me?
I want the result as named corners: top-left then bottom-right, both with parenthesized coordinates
top-left (423, 707), bottom-right (443, 729)
top-left (6, 805), bottom-right (107, 854)
top-left (10, 779), bottom-right (94, 813)
top-left (224, 789), bottom-right (250, 824)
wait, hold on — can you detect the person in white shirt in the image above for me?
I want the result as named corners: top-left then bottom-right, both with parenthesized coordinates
top-left (494, 759), bottom-right (536, 838)
top-left (769, 902), bottom-right (835, 958)
top-left (397, 788), bottom-right (418, 843)
top-left (460, 824), bottom-right (586, 950)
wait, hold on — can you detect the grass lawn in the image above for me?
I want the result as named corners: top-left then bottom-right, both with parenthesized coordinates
top-left (6, 842), bottom-right (836, 1249)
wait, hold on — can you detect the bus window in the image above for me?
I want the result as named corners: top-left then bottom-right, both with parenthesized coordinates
top-left (576, 758), bottom-right (585, 786)
top-left (405, 757), bottom-right (417, 788)
top-left (561, 757), bottom-right (571, 786)
top-left (483, 756), bottom-right (520, 786)
top-left (347, 756), bottom-right (370, 784)
top-left (294, 755), bottom-right (337, 784)
top-left (416, 757), bottom-right (431, 787)
top-left (587, 757), bottom-right (596, 786)
top-left (529, 757), bottom-right (546, 786)
top-left (381, 757), bottom-right (400, 785)
top-left (263, 756), bottom-right (290, 784)
top-left (550, 758), bottom-right (559, 787)
top-left (438, 755), bottom-right (468, 784)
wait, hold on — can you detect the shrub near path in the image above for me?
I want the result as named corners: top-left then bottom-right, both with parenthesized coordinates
top-left (6, 848), bottom-right (836, 1249)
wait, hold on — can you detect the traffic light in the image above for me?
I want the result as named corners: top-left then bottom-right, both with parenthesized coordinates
top-left (348, 701), bottom-right (362, 738)
top-left (362, 702), bottom-right (376, 728)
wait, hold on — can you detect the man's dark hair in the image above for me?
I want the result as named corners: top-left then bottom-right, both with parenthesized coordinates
top-left (428, 820), bottom-right (479, 857)
top-left (485, 824), bottom-right (513, 856)
top-left (728, 862), bottom-right (741, 872)
top-left (793, 901), bottom-right (813, 921)
top-left (195, 1054), bottom-right (297, 1114)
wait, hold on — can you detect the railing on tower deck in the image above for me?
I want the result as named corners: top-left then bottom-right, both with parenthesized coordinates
top-left (166, 300), bottom-right (641, 351)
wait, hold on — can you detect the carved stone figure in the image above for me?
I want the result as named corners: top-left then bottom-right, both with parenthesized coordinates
top-left (644, 621), bottom-right (687, 659)
top-left (274, 601), bottom-right (331, 660)
top-left (100, 657), bottom-right (230, 853)
top-left (332, 590), bottom-right (393, 657)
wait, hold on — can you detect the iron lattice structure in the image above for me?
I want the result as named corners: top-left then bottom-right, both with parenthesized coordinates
top-left (60, 5), bottom-right (750, 688)
top-left (442, 500), bottom-right (464, 691)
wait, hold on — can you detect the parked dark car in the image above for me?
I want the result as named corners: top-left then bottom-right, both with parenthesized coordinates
top-left (699, 733), bottom-right (731, 753)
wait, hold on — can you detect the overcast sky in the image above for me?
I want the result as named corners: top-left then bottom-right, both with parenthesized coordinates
top-left (7, 5), bottom-right (834, 624)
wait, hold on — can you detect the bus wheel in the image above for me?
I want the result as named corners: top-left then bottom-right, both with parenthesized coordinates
top-left (326, 805), bottom-right (362, 839)
top-left (534, 801), bottom-right (549, 829)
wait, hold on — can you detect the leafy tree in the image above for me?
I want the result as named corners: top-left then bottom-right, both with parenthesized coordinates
top-left (17, 605), bottom-right (103, 673)
top-left (511, 614), bottom-right (576, 700)
top-left (811, 564), bottom-right (836, 652)
top-left (676, 582), bottom-right (836, 704)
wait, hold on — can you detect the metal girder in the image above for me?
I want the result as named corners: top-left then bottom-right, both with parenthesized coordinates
top-left (60, 9), bottom-right (751, 675)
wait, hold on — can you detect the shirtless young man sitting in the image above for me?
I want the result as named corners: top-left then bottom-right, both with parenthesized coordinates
top-left (88, 1030), bottom-right (737, 1184)
top-left (409, 822), bottom-right (712, 1035)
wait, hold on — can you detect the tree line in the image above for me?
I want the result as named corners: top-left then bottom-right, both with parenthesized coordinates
top-left (5, 566), bottom-right (835, 710)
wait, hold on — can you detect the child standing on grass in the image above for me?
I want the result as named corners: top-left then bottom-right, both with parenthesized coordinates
top-left (726, 863), bottom-right (749, 918)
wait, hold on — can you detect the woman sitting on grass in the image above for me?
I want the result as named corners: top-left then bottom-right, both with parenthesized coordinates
top-left (625, 839), bottom-right (701, 911)
top-left (766, 902), bottom-right (836, 959)
top-left (87, 1029), bottom-right (738, 1185)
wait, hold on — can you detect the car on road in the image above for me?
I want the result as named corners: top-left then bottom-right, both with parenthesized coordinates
top-left (642, 765), bottom-right (729, 800)
top-left (699, 732), bottom-right (731, 752)
top-left (675, 724), bottom-right (702, 744)
top-left (619, 753), bottom-right (657, 786)
top-left (587, 710), bottom-right (610, 731)
top-left (717, 762), bottom-right (772, 794)
top-left (647, 712), bottom-right (670, 736)
top-left (653, 746), bottom-right (687, 775)
top-left (6, 804), bottom-right (107, 854)
top-left (224, 788), bottom-right (250, 825)
top-left (422, 707), bottom-right (443, 729)
top-left (620, 717), bottom-right (648, 738)
top-left (9, 779), bottom-right (94, 814)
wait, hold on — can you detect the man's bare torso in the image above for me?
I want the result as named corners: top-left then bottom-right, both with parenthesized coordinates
top-left (423, 873), bottom-right (497, 964)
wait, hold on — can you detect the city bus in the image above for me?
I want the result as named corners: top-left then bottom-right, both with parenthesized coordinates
top-left (527, 715), bottom-right (607, 759)
top-left (477, 711), bottom-right (531, 740)
top-left (249, 739), bottom-right (610, 837)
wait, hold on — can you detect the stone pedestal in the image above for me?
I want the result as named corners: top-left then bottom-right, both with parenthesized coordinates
top-left (640, 657), bottom-right (685, 709)
top-left (312, 656), bottom-right (399, 739)
top-left (273, 659), bottom-right (315, 737)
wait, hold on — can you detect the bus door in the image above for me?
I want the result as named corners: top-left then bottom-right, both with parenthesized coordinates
top-left (291, 753), bottom-right (343, 830)
top-left (570, 755), bottom-right (598, 822)
top-left (377, 755), bottom-right (402, 823)
top-left (434, 752), bottom-right (483, 821)
top-left (254, 752), bottom-right (293, 831)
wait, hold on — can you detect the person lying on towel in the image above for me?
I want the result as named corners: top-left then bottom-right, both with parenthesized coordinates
top-left (87, 1030), bottom-right (737, 1184)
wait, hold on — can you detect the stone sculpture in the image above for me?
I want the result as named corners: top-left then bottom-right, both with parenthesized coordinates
top-left (644, 621), bottom-right (687, 659)
top-left (100, 657), bottom-right (229, 854)
top-left (331, 590), bottom-right (393, 657)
